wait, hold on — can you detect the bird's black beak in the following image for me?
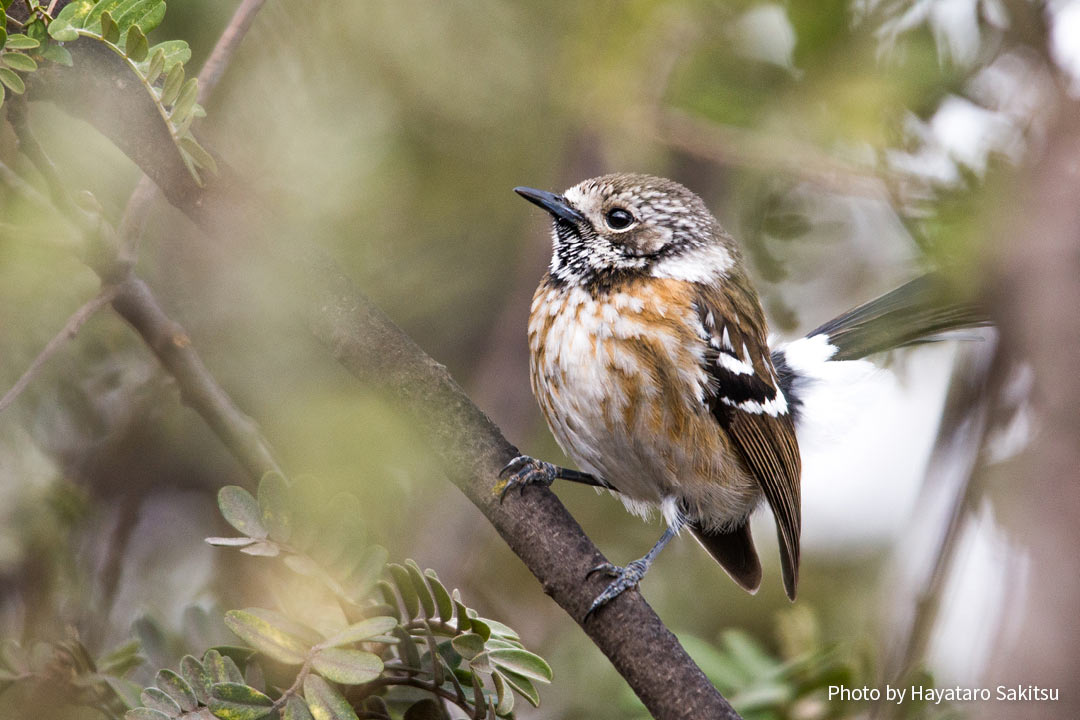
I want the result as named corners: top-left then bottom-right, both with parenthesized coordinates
top-left (514, 186), bottom-right (586, 224)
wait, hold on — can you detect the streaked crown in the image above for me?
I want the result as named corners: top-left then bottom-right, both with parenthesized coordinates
top-left (516, 173), bottom-right (739, 291)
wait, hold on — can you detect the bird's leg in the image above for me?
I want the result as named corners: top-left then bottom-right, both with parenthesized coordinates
top-left (497, 454), bottom-right (611, 501)
top-left (585, 527), bottom-right (676, 619)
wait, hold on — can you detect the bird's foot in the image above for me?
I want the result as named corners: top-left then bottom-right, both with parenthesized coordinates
top-left (497, 455), bottom-right (556, 502)
top-left (584, 558), bottom-right (651, 619)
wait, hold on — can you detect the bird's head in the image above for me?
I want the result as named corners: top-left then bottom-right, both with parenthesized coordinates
top-left (515, 173), bottom-right (738, 291)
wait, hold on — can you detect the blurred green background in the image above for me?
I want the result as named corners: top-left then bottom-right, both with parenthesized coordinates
top-left (2, 0), bottom-right (1071, 717)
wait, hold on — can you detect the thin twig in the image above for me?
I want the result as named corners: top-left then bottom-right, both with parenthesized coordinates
top-left (0, 285), bottom-right (120, 415)
top-left (197, 0), bottom-right (267, 105)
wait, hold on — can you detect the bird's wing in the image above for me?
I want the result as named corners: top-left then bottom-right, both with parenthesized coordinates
top-left (694, 284), bottom-right (802, 600)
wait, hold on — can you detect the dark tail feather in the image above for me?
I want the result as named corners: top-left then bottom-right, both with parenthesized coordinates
top-left (806, 274), bottom-right (990, 362)
top-left (689, 520), bottom-right (762, 595)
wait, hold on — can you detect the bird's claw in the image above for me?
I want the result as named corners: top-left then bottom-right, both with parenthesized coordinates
top-left (584, 559), bottom-right (650, 620)
top-left (497, 455), bottom-right (556, 502)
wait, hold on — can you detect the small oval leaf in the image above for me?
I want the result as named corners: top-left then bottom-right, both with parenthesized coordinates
top-left (487, 648), bottom-right (552, 683)
top-left (4, 34), bottom-right (41, 49)
top-left (2, 53), bottom-right (38, 71)
top-left (0, 68), bottom-right (25, 94)
top-left (217, 486), bottom-right (268, 539)
top-left (311, 648), bottom-right (382, 685)
top-left (155, 669), bottom-right (196, 712)
top-left (207, 682), bottom-right (273, 720)
top-left (450, 633), bottom-right (485, 661)
top-left (303, 674), bottom-right (359, 720)
top-left (321, 617), bottom-right (398, 648)
top-left (140, 687), bottom-right (180, 717)
top-left (224, 609), bottom-right (312, 665)
top-left (282, 696), bottom-right (314, 720)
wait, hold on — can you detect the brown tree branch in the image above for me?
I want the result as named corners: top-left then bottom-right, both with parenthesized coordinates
top-left (22, 33), bottom-right (741, 720)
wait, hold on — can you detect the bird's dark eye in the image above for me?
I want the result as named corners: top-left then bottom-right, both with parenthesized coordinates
top-left (604, 207), bottom-right (635, 230)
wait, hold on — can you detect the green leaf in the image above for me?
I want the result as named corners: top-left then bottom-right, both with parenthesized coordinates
top-left (145, 47), bottom-right (165, 83)
top-left (404, 560), bottom-right (435, 619)
top-left (423, 570), bottom-right (454, 621)
top-left (146, 40), bottom-right (190, 72)
top-left (388, 564), bottom-right (419, 619)
top-left (224, 609), bottom-right (312, 665)
top-left (0, 27), bottom-right (6, 50)
top-left (498, 668), bottom-right (540, 708)
top-left (321, 617), bottom-right (398, 648)
top-left (101, 12), bottom-right (120, 43)
top-left (180, 655), bottom-right (212, 704)
top-left (450, 633), bottom-right (485, 661)
top-left (391, 625), bottom-right (419, 668)
top-left (47, 20), bottom-right (79, 42)
top-left (217, 486), bottom-right (268, 539)
top-left (140, 687), bottom-right (181, 716)
top-left (492, 672), bottom-right (514, 717)
top-left (453, 601), bottom-right (471, 633)
top-left (39, 43), bottom-right (74, 66)
top-left (311, 648), bottom-right (382, 685)
top-left (125, 25), bottom-right (148, 62)
top-left (1, 66), bottom-right (27, 94)
top-left (156, 669), bottom-right (197, 712)
top-left (126, 710), bottom-right (171, 720)
top-left (487, 648), bottom-right (552, 683)
top-left (54, 0), bottom-right (95, 28)
top-left (170, 76), bottom-right (198, 120)
top-left (4, 34), bottom-right (40, 50)
top-left (27, 20), bottom-right (47, 44)
top-left (303, 674), bottom-right (359, 720)
top-left (282, 696), bottom-right (314, 720)
top-left (118, 0), bottom-right (166, 34)
top-left (468, 617), bottom-right (490, 642)
top-left (0, 53), bottom-right (35, 73)
top-left (85, 0), bottom-right (125, 32)
top-left (208, 683), bottom-right (274, 720)
top-left (257, 473), bottom-right (292, 542)
top-left (478, 618), bottom-right (519, 642)
top-left (203, 649), bottom-right (246, 685)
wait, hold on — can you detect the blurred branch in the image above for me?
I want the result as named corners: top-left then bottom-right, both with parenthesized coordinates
top-left (0, 284), bottom-right (119, 415)
top-left (983, 99), bottom-right (1080, 720)
top-left (8, 100), bottom-right (284, 487)
top-left (654, 108), bottom-right (891, 197)
top-left (22, 33), bottom-right (742, 720)
top-left (874, 342), bottom-right (996, 719)
top-left (196, 0), bottom-right (267, 105)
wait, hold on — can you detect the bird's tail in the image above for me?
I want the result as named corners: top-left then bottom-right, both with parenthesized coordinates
top-left (800, 274), bottom-right (988, 362)
top-left (772, 274), bottom-right (990, 426)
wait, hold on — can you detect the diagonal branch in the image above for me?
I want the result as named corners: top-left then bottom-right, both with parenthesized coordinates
top-left (0, 285), bottom-right (119, 414)
top-left (23, 32), bottom-right (740, 720)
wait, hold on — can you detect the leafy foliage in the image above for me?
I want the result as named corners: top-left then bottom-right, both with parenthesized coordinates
top-left (0, 0), bottom-right (216, 184)
top-left (117, 473), bottom-right (548, 720)
top-left (0, 472), bottom-right (552, 719)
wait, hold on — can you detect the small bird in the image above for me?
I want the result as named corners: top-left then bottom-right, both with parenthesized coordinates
top-left (501, 173), bottom-right (983, 617)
